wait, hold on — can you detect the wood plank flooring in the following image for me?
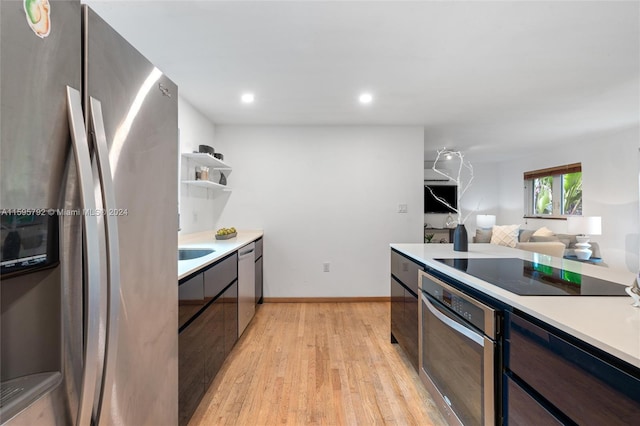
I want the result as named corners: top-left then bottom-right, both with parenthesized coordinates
top-left (188, 302), bottom-right (447, 426)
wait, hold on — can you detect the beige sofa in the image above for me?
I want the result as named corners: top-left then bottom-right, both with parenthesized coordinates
top-left (474, 227), bottom-right (601, 259)
top-left (515, 241), bottom-right (566, 257)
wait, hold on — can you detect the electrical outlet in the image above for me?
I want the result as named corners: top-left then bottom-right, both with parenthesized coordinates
top-left (323, 262), bottom-right (330, 272)
top-left (398, 204), bottom-right (408, 213)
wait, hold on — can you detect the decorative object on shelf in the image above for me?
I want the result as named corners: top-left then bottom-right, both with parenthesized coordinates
top-left (200, 166), bottom-right (209, 181)
top-left (453, 224), bottom-right (468, 252)
top-left (213, 153), bottom-right (224, 160)
top-left (444, 213), bottom-right (457, 229)
top-left (425, 233), bottom-right (435, 243)
top-left (219, 171), bottom-right (227, 186)
top-left (476, 214), bottom-right (496, 229)
top-left (626, 273), bottom-right (640, 308)
top-left (429, 148), bottom-right (475, 251)
top-left (566, 216), bottom-right (602, 260)
top-left (195, 166), bottom-right (202, 180)
top-left (198, 144), bottom-right (214, 155)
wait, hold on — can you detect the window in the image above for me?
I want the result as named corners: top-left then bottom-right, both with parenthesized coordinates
top-left (524, 163), bottom-right (582, 217)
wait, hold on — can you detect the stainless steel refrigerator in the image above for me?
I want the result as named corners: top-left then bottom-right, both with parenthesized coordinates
top-left (1, 1), bottom-right (178, 424)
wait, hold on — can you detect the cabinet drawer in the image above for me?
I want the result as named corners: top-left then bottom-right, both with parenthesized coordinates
top-left (506, 312), bottom-right (640, 425)
top-left (254, 237), bottom-right (263, 259)
top-left (505, 375), bottom-right (562, 426)
top-left (178, 273), bottom-right (204, 329)
top-left (391, 250), bottom-right (422, 294)
top-left (204, 252), bottom-right (238, 301)
top-left (178, 316), bottom-right (205, 426)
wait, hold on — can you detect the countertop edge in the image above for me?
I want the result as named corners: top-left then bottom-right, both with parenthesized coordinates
top-left (178, 230), bottom-right (263, 280)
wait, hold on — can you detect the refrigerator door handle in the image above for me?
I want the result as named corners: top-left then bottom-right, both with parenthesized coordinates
top-left (89, 97), bottom-right (122, 425)
top-left (66, 86), bottom-right (101, 426)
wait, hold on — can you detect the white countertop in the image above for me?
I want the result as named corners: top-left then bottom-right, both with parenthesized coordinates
top-left (178, 230), bottom-right (263, 280)
top-left (390, 243), bottom-right (640, 368)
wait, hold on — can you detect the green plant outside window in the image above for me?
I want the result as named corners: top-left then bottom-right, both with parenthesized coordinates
top-left (562, 172), bottom-right (582, 215)
top-left (534, 176), bottom-right (553, 215)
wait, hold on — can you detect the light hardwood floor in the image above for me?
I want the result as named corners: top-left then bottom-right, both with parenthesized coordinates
top-left (189, 302), bottom-right (447, 426)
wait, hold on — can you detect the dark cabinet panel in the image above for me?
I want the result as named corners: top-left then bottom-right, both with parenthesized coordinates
top-left (255, 237), bottom-right (263, 259)
top-left (203, 298), bottom-right (225, 386)
top-left (390, 277), bottom-right (404, 343)
top-left (255, 256), bottom-right (263, 304)
top-left (391, 250), bottom-right (421, 294)
top-left (224, 282), bottom-right (238, 357)
top-left (178, 273), bottom-right (204, 329)
top-left (390, 276), bottom-right (418, 370)
top-left (504, 375), bottom-right (562, 426)
top-left (204, 252), bottom-right (237, 302)
top-left (403, 287), bottom-right (418, 370)
top-left (506, 312), bottom-right (640, 425)
top-left (178, 315), bottom-right (205, 426)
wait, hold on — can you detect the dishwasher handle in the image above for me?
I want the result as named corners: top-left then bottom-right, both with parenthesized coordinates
top-left (238, 243), bottom-right (256, 258)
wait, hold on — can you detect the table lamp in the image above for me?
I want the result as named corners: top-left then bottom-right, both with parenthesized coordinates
top-left (476, 215), bottom-right (496, 230)
top-left (567, 216), bottom-right (601, 260)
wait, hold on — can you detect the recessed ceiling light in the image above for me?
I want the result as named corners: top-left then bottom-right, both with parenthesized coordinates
top-left (241, 93), bottom-right (255, 104)
top-left (359, 93), bottom-right (373, 104)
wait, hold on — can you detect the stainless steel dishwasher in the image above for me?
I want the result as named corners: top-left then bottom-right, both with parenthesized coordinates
top-left (237, 242), bottom-right (256, 337)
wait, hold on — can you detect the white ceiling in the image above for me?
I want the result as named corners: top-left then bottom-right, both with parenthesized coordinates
top-left (85, 1), bottom-right (639, 162)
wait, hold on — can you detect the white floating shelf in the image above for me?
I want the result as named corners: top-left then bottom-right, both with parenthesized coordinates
top-left (182, 152), bottom-right (232, 173)
top-left (182, 180), bottom-right (232, 191)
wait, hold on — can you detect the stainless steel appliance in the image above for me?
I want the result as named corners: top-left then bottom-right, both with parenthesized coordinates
top-left (418, 270), bottom-right (497, 426)
top-left (237, 242), bottom-right (256, 337)
top-left (1, 1), bottom-right (178, 424)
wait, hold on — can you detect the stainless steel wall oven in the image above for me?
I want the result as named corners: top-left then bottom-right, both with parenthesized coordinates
top-left (419, 269), bottom-right (499, 426)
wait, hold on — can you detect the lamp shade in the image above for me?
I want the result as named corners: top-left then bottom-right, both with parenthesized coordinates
top-left (476, 214), bottom-right (496, 229)
top-left (567, 216), bottom-right (601, 235)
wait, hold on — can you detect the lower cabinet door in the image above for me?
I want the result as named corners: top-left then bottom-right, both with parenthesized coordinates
top-left (507, 312), bottom-right (640, 425)
top-left (390, 277), bottom-right (404, 343)
top-left (224, 282), bottom-right (239, 356)
top-left (203, 298), bottom-right (225, 386)
top-left (255, 257), bottom-right (263, 304)
top-left (390, 277), bottom-right (418, 370)
top-left (178, 317), bottom-right (205, 426)
top-left (505, 375), bottom-right (563, 426)
top-left (403, 288), bottom-right (418, 370)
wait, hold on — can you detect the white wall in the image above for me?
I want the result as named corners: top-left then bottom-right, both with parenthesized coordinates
top-left (495, 125), bottom-right (639, 272)
top-left (214, 126), bottom-right (424, 298)
top-left (178, 97), bottom-right (222, 234)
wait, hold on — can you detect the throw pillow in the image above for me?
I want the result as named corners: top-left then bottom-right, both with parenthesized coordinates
top-left (533, 226), bottom-right (555, 237)
top-left (490, 225), bottom-right (520, 248)
top-left (475, 229), bottom-right (492, 243)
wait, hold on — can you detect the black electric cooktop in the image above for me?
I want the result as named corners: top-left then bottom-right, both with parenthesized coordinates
top-left (435, 258), bottom-right (629, 296)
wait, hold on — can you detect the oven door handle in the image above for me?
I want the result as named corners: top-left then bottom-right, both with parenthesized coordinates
top-left (422, 293), bottom-right (484, 346)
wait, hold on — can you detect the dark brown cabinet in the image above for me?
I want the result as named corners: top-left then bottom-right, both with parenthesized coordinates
top-left (505, 311), bottom-right (640, 425)
top-left (178, 313), bottom-right (205, 426)
top-left (390, 249), bottom-right (423, 370)
top-left (223, 282), bottom-right (238, 357)
top-left (255, 237), bottom-right (263, 304)
top-left (178, 252), bottom-right (239, 426)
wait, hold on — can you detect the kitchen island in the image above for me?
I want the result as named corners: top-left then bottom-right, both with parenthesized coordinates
top-left (391, 242), bottom-right (640, 425)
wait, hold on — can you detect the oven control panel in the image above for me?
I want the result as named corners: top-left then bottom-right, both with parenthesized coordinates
top-left (421, 272), bottom-right (493, 335)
